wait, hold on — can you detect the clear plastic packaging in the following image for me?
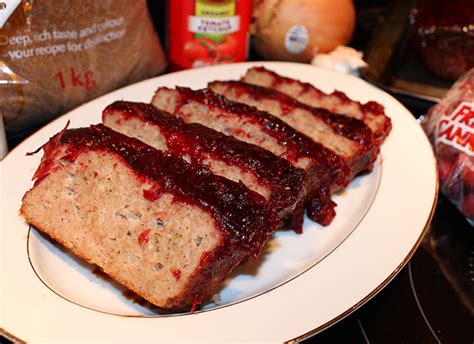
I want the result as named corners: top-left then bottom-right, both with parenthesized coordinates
top-left (0, 0), bottom-right (166, 142)
top-left (421, 69), bottom-right (474, 225)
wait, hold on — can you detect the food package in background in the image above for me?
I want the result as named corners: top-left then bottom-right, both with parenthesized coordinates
top-left (421, 69), bottom-right (474, 225)
top-left (409, 0), bottom-right (474, 81)
top-left (0, 0), bottom-right (166, 142)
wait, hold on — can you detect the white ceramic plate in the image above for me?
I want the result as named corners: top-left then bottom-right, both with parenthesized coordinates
top-left (0, 62), bottom-right (437, 342)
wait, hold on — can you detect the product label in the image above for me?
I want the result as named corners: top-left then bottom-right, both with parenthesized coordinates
top-left (437, 101), bottom-right (474, 156)
top-left (285, 25), bottom-right (308, 54)
top-left (0, 0), bottom-right (21, 28)
top-left (188, 15), bottom-right (239, 35)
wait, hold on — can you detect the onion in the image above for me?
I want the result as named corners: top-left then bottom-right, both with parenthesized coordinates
top-left (253, 0), bottom-right (356, 62)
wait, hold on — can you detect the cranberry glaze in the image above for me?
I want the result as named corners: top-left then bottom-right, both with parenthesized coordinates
top-left (31, 124), bottom-right (280, 257)
top-left (247, 66), bottom-right (392, 143)
top-left (103, 101), bottom-right (306, 225)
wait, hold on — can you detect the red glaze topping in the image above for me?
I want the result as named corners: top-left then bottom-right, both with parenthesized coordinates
top-left (306, 186), bottom-right (337, 226)
top-left (198, 251), bottom-right (214, 267)
top-left (170, 87), bottom-right (350, 191)
top-left (143, 187), bottom-right (163, 201)
top-left (290, 200), bottom-right (305, 234)
top-left (103, 101), bottom-right (306, 220)
top-left (209, 80), bottom-right (374, 149)
top-left (190, 295), bottom-right (203, 313)
top-left (31, 124), bottom-right (280, 257)
top-left (249, 66), bottom-right (388, 118)
top-left (27, 122), bottom-right (70, 186)
top-left (361, 101), bottom-right (386, 117)
top-left (245, 66), bottom-right (392, 142)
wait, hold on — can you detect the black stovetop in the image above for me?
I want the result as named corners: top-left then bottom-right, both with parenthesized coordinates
top-left (304, 194), bottom-right (473, 343)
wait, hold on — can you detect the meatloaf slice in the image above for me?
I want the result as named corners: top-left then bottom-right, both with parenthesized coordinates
top-left (209, 80), bottom-right (378, 179)
top-left (152, 87), bottom-right (350, 226)
top-left (102, 100), bottom-right (306, 227)
top-left (242, 66), bottom-right (392, 144)
top-left (21, 124), bottom-right (279, 310)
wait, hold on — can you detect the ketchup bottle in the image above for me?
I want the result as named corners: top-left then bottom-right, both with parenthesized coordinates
top-left (168, 0), bottom-right (253, 70)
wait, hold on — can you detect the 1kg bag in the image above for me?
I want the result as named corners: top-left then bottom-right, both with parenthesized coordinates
top-left (0, 0), bottom-right (166, 142)
top-left (422, 69), bottom-right (474, 225)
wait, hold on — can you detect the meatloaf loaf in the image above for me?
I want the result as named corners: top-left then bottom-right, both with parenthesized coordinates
top-left (152, 87), bottom-right (350, 226)
top-left (208, 80), bottom-right (378, 179)
top-left (21, 124), bottom-right (279, 309)
top-left (242, 66), bottom-right (392, 144)
top-left (102, 100), bottom-right (306, 227)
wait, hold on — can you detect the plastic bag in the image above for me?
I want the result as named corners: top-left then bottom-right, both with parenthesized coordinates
top-left (421, 69), bottom-right (474, 225)
top-left (0, 0), bottom-right (166, 142)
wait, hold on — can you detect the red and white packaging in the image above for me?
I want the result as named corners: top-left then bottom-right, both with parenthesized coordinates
top-left (422, 69), bottom-right (474, 225)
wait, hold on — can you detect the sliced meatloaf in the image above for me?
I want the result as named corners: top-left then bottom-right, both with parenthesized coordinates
top-left (21, 124), bottom-right (279, 309)
top-left (152, 87), bottom-right (351, 226)
top-left (102, 100), bottom-right (306, 227)
top-left (209, 80), bottom-right (378, 179)
top-left (242, 66), bottom-right (392, 144)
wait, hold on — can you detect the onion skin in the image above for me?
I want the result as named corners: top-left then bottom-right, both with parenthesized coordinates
top-left (253, 0), bottom-right (356, 62)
